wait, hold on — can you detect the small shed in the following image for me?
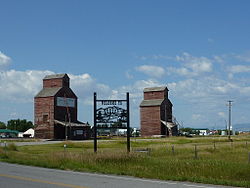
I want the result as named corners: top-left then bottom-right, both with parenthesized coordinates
top-left (23, 128), bottom-right (35, 138)
top-left (54, 120), bottom-right (91, 140)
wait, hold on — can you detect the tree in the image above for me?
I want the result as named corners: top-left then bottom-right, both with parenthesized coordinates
top-left (7, 119), bottom-right (34, 132)
top-left (0, 121), bottom-right (6, 129)
top-left (179, 127), bottom-right (200, 135)
top-left (179, 127), bottom-right (193, 134)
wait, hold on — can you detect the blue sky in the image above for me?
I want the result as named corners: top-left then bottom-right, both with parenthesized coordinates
top-left (1, 0), bottom-right (250, 129)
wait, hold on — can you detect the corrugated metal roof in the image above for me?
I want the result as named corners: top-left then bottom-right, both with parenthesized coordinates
top-left (35, 87), bottom-right (61, 97)
top-left (0, 129), bottom-right (19, 134)
top-left (43, 74), bottom-right (67, 80)
top-left (143, 86), bottom-right (168, 92)
top-left (54, 120), bottom-right (90, 127)
top-left (140, 99), bottom-right (164, 107)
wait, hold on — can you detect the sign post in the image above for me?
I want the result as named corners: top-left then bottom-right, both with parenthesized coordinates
top-left (93, 93), bottom-right (97, 153)
top-left (126, 92), bottom-right (130, 153)
top-left (93, 92), bottom-right (130, 153)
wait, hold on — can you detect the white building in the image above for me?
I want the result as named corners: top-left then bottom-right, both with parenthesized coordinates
top-left (23, 128), bottom-right (35, 138)
top-left (199, 129), bottom-right (208, 136)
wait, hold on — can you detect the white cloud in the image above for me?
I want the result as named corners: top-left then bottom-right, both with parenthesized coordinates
top-left (213, 86), bottom-right (228, 94)
top-left (218, 112), bottom-right (226, 118)
top-left (167, 67), bottom-right (194, 77)
top-left (0, 51), bottom-right (11, 68)
top-left (2, 50), bottom-right (250, 128)
top-left (69, 73), bottom-right (94, 89)
top-left (187, 61), bottom-right (212, 73)
top-left (0, 69), bottom-right (112, 124)
top-left (0, 70), bottom-right (110, 105)
top-left (134, 51), bottom-right (250, 127)
top-left (125, 70), bottom-right (133, 79)
top-left (0, 70), bottom-right (54, 102)
top-left (136, 54), bottom-right (172, 61)
top-left (0, 66), bottom-right (250, 128)
top-left (239, 86), bottom-right (250, 95)
top-left (235, 51), bottom-right (250, 62)
top-left (69, 73), bottom-right (111, 105)
top-left (151, 54), bottom-right (172, 60)
top-left (10, 112), bottom-right (18, 118)
top-left (228, 73), bottom-right (234, 79)
top-left (167, 76), bottom-right (242, 104)
top-left (192, 114), bottom-right (202, 120)
top-left (228, 65), bottom-right (250, 73)
top-left (114, 79), bottom-right (161, 99)
top-left (136, 65), bottom-right (165, 78)
top-left (213, 55), bottom-right (225, 63)
top-left (180, 52), bottom-right (212, 72)
top-left (168, 52), bottom-right (213, 77)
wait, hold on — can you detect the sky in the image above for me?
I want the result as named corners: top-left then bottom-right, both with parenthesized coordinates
top-left (1, 0), bottom-right (250, 129)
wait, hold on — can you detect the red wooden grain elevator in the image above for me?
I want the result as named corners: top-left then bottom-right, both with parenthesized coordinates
top-left (34, 74), bottom-right (90, 140)
top-left (140, 86), bottom-right (178, 137)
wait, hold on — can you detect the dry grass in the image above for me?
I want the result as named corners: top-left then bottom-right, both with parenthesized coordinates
top-left (1, 135), bottom-right (250, 187)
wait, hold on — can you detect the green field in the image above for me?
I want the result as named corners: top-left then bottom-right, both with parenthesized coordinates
top-left (1, 135), bottom-right (250, 187)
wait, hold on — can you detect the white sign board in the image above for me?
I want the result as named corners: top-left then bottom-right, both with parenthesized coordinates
top-left (57, 97), bottom-right (75, 107)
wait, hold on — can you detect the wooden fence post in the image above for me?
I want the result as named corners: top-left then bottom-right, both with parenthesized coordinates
top-left (248, 152), bottom-right (250, 164)
top-left (64, 144), bottom-right (67, 158)
top-left (172, 145), bottom-right (175, 155)
top-left (4, 141), bottom-right (7, 155)
top-left (148, 148), bottom-right (151, 156)
top-left (194, 145), bottom-right (198, 159)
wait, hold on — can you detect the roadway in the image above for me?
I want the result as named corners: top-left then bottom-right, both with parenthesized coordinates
top-left (0, 162), bottom-right (238, 188)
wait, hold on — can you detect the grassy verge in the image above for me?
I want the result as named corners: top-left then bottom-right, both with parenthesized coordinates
top-left (0, 136), bottom-right (250, 187)
top-left (0, 138), bottom-right (40, 142)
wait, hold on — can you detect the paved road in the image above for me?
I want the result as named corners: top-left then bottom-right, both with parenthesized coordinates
top-left (0, 162), bottom-right (238, 188)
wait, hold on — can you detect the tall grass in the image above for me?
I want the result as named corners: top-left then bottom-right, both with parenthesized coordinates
top-left (0, 136), bottom-right (250, 187)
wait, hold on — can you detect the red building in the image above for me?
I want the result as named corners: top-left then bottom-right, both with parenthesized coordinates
top-left (140, 86), bottom-right (178, 137)
top-left (34, 74), bottom-right (90, 140)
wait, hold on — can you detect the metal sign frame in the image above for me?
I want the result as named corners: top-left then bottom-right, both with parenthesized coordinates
top-left (93, 92), bottom-right (130, 153)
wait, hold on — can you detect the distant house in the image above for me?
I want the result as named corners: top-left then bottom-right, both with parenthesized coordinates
top-left (192, 128), bottom-right (209, 136)
top-left (199, 129), bottom-right (208, 136)
top-left (23, 128), bottom-right (35, 138)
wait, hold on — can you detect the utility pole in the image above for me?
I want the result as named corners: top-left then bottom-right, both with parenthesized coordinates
top-left (64, 94), bottom-right (71, 140)
top-left (227, 100), bottom-right (233, 141)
